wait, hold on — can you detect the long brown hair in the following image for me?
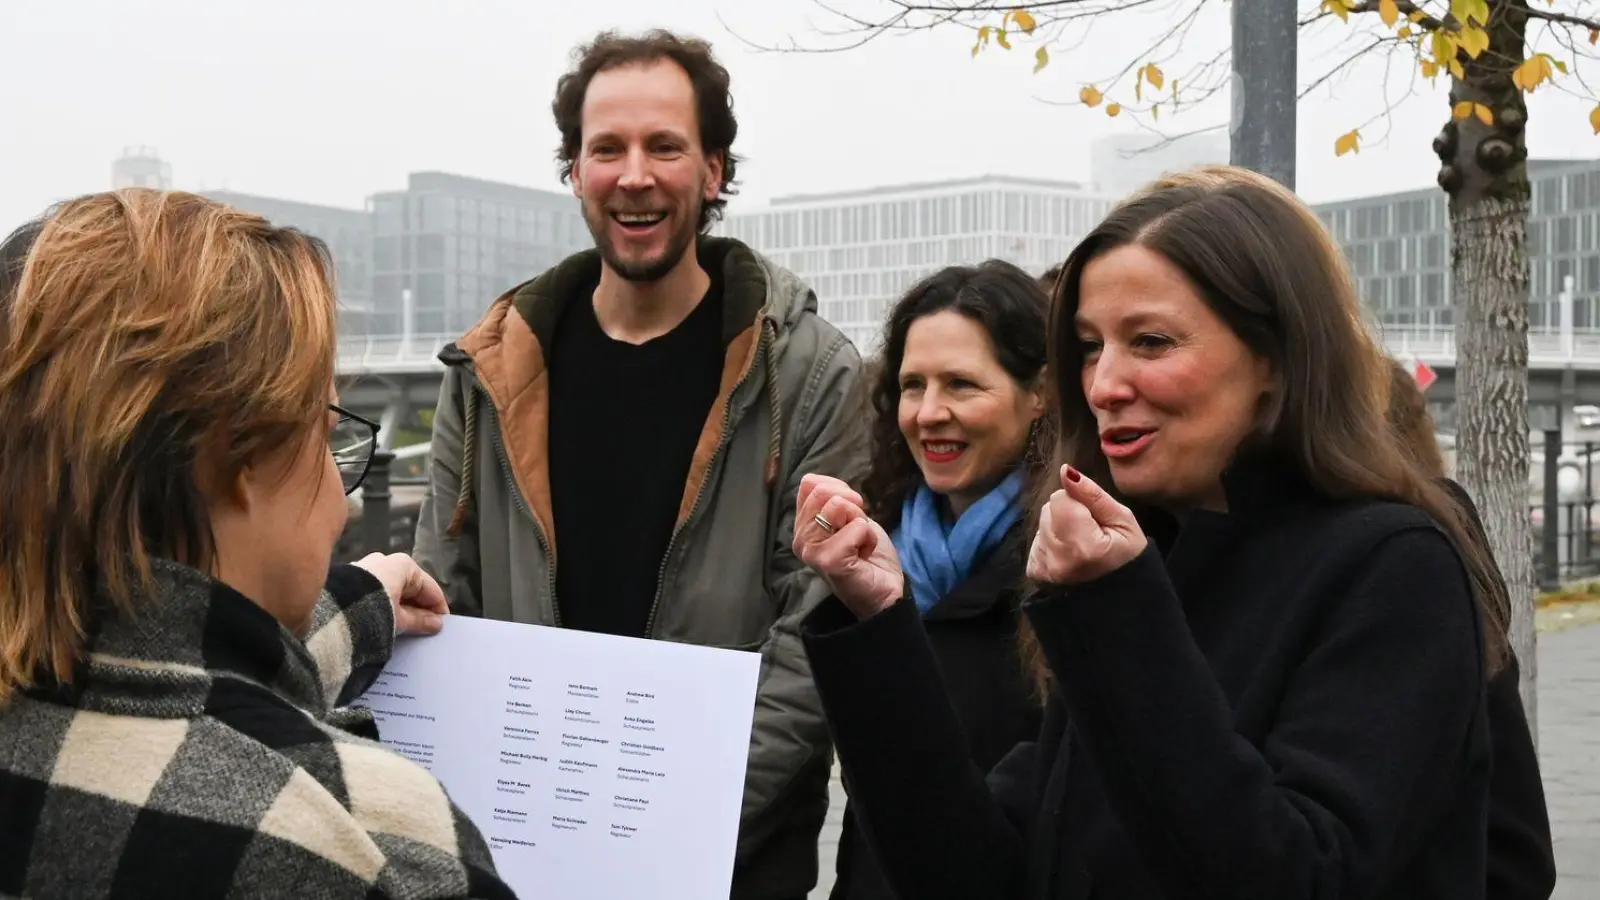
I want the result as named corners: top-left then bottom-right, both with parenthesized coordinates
top-left (1019, 166), bottom-right (1508, 692)
top-left (0, 189), bottom-right (339, 702)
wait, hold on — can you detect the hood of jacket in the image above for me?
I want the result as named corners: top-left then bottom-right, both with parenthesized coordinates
top-left (438, 234), bottom-right (818, 559)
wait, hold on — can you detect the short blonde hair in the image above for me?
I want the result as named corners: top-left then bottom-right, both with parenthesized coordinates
top-left (0, 189), bottom-right (339, 700)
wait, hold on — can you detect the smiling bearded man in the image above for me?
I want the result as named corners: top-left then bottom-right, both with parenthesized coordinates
top-left (412, 28), bottom-right (870, 900)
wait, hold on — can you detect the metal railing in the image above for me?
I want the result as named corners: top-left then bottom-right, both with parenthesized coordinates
top-left (336, 333), bottom-right (457, 376)
top-left (334, 326), bottom-right (1600, 376)
top-left (1382, 327), bottom-right (1600, 368)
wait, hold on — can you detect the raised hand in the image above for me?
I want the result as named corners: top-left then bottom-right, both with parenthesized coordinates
top-left (792, 473), bottom-right (903, 619)
top-left (1027, 465), bottom-right (1149, 586)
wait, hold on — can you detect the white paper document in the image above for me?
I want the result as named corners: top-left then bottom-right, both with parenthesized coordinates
top-left (354, 615), bottom-right (762, 900)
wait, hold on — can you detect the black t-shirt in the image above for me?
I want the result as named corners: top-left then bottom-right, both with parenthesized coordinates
top-left (545, 277), bottom-right (725, 637)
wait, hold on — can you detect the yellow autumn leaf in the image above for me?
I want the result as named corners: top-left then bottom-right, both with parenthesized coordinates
top-left (1011, 9), bottom-right (1038, 34)
top-left (1334, 129), bottom-right (1361, 156)
top-left (1152, 102), bottom-right (1160, 121)
top-left (1144, 63), bottom-right (1165, 91)
top-left (1450, 0), bottom-right (1489, 26)
top-left (1322, 0), bottom-right (1350, 22)
top-left (1106, 103), bottom-right (1122, 117)
top-left (1080, 84), bottom-right (1104, 107)
top-left (996, 28), bottom-right (1012, 50)
top-left (1514, 55), bottom-right (1550, 92)
top-left (1450, 58), bottom-right (1466, 79)
top-left (1409, 10), bottom-right (1426, 23)
top-left (1379, 0), bottom-right (1399, 27)
top-left (1453, 100), bottom-right (1475, 120)
top-left (1591, 28), bottom-right (1599, 46)
top-left (1398, 26), bottom-right (1413, 39)
top-left (1459, 26), bottom-right (1490, 59)
top-left (1135, 77), bottom-right (1143, 102)
top-left (1421, 59), bottom-right (1439, 79)
top-left (1474, 102), bottom-right (1494, 126)
top-left (1034, 46), bottom-right (1050, 73)
top-left (1555, 59), bottom-right (1569, 74)
top-left (1431, 31), bottom-right (1456, 67)
top-left (1591, 104), bottom-right (1600, 134)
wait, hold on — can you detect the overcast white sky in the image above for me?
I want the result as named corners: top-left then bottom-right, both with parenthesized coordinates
top-left (2, 0), bottom-right (1597, 233)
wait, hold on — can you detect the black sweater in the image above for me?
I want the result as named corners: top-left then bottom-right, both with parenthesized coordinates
top-left (831, 528), bottom-right (1042, 900)
top-left (802, 460), bottom-right (1493, 900)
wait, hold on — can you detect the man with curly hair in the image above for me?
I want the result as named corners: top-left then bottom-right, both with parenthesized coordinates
top-left (415, 29), bottom-right (868, 900)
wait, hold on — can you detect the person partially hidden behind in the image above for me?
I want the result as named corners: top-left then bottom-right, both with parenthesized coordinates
top-left (792, 166), bottom-right (1504, 899)
top-left (828, 260), bottom-right (1049, 900)
top-left (1383, 356), bottom-right (1556, 900)
top-left (0, 194), bottom-right (515, 899)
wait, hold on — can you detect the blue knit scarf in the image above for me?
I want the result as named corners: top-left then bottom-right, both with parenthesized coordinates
top-left (891, 468), bottom-right (1025, 614)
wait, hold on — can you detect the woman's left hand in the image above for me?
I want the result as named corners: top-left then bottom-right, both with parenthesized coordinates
top-left (353, 552), bottom-right (449, 636)
top-left (1027, 465), bottom-right (1149, 586)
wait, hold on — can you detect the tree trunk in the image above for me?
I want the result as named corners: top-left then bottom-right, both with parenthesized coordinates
top-left (1438, 0), bottom-right (1537, 738)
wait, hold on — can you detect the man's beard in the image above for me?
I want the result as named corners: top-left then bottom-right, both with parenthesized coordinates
top-left (583, 196), bottom-right (702, 284)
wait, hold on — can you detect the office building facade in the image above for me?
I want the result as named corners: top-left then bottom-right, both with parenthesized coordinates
top-left (201, 190), bottom-right (374, 331)
top-left (369, 172), bottom-right (590, 336)
top-left (719, 176), bottom-right (1113, 353)
top-left (1312, 158), bottom-right (1600, 331)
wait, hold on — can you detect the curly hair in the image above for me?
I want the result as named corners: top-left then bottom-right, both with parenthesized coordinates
top-left (861, 260), bottom-right (1054, 531)
top-left (551, 29), bottom-right (742, 232)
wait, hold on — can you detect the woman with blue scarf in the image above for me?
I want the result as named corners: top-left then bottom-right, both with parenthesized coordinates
top-left (827, 260), bottom-right (1050, 900)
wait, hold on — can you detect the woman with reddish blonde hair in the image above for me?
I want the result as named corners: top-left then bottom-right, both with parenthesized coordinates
top-left (0, 191), bottom-right (514, 899)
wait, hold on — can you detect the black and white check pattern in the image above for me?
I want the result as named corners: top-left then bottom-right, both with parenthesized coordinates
top-left (0, 560), bottom-right (517, 899)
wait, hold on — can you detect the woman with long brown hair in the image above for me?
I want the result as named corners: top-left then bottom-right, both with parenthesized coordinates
top-left (790, 166), bottom-right (1497, 899)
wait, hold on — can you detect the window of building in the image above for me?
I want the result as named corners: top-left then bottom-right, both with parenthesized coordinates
top-left (1423, 271), bottom-right (1446, 305)
top-left (1554, 215), bottom-right (1577, 254)
top-left (1380, 239), bottom-right (1401, 273)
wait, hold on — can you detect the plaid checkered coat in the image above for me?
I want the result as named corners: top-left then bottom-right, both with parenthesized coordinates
top-left (0, 560), bottom-right (518, 899)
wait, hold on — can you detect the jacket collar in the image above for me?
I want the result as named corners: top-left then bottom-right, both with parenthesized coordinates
top-left (1137, 451), bottom-right (1316, 600)
top-left (508, 235), bottom-right (771, 354)
top-left (921, 524), bottom-right (1028, 622)
top-left (36, 560), bottom-right (324, 719)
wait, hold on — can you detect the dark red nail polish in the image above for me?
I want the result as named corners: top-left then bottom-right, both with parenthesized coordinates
top-left (1065, 466), bottom-right (1081, 483)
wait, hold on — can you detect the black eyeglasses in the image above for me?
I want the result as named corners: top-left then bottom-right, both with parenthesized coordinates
top-left (331, 403), bottom-right (381, 495)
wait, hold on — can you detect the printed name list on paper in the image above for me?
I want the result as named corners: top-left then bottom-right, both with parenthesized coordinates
top-left (354, 616), bottom-right (762, 900)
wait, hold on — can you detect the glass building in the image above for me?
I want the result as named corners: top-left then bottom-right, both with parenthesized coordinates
top-left (719, 175), bottom-right (1113, 353)
top-left (368, 172), bottom-right (590, 336)
top-left (1311, 158), bottom-right (1600, 331)
top-left (201, 190), bottom-right (374, 333)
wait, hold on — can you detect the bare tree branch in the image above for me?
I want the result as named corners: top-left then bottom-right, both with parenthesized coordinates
top-left (1525, 6), bottom-right (1600, 31)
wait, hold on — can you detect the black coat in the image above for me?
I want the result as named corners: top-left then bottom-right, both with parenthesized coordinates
top-left (831, 529), bottom-right (1043, 900)
top-left (1437, 478), bottom-right (1555, 900)
top-left (802, 460), bottom-right (1493, 900)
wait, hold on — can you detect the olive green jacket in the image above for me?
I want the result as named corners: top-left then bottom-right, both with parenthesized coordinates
top-left (413, 236), bottom-right (869, 899)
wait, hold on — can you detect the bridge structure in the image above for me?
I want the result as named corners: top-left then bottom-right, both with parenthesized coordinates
top-left (334, 324), bottom-right (1600, 449)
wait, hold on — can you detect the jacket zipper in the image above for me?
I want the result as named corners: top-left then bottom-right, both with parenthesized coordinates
top-left (474, 382), bottom-right (562, 627)
top-left (642, 325), bottom-right (769, 639)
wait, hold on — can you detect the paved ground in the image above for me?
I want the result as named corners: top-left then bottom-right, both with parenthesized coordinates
top-left (806, 618), bottom-right (1600, 899)
top-left (1540, 621), bottom-right (1600, 898)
